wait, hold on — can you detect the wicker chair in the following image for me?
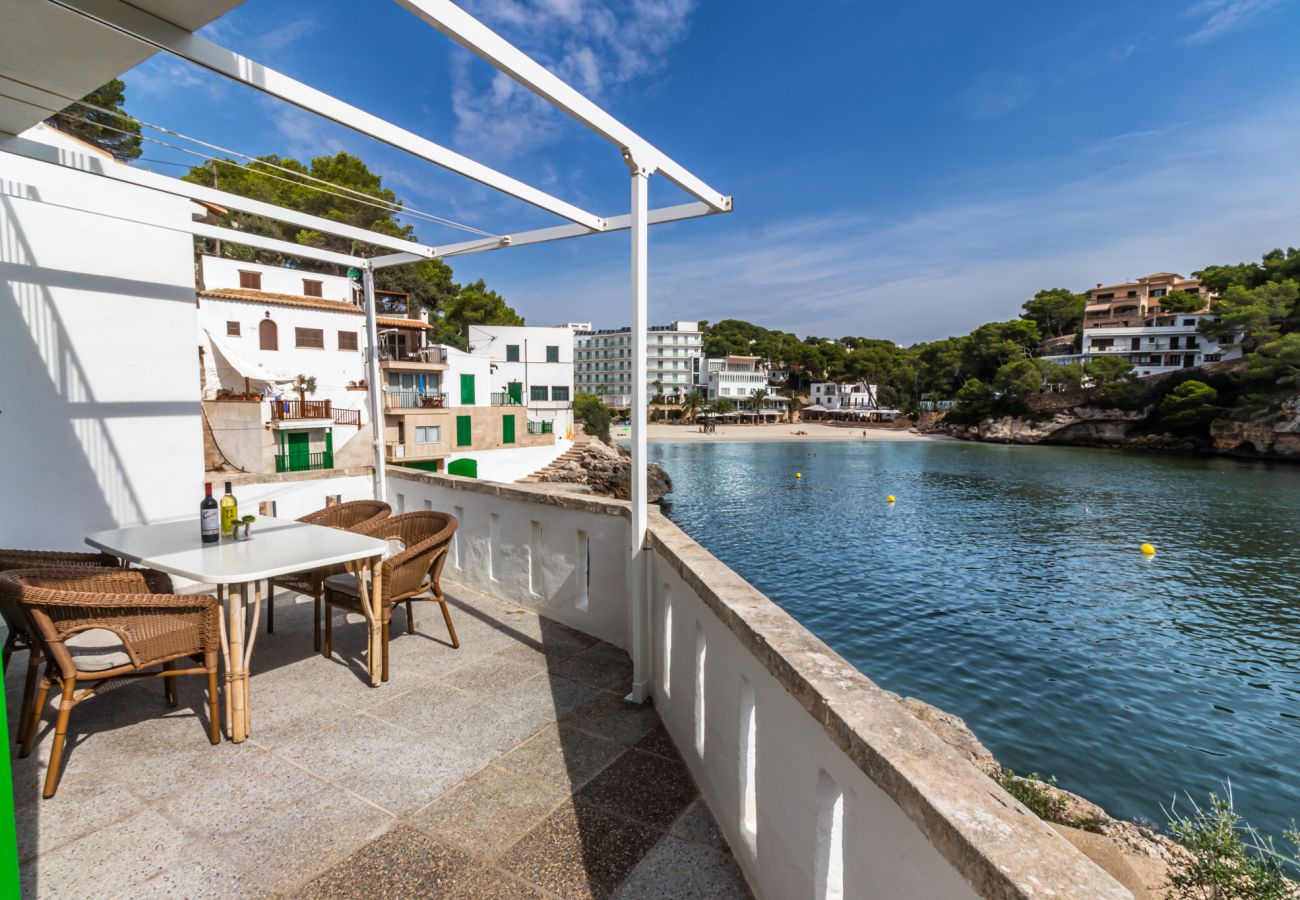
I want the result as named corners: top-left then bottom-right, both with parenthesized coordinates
top-left (0, 550), bottom-right (122, 747)
top-left (265, 500), bottom-right (391, 649)
top-left (0, 567), bottom-right (222, 798)
top-left (322, 511), bottom-right (459, 683)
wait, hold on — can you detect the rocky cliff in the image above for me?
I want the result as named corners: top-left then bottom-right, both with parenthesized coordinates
top-left (533, 438), bottom-right (673, 501)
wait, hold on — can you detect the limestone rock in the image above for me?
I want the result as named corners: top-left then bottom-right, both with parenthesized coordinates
top-left (897, 697), bottom-right (1001, 778)
top-left (535, 438), bottom-right (673, 502)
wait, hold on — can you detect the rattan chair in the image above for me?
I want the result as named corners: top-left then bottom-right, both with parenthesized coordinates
top-left (0, 549), bottom-right (122, 747)
top-left (265, 500), bottom-right (391, 648)
top-left (322, 511), bottom-right (459, 683)
top-left (0, 567), bottom-right (222, 798)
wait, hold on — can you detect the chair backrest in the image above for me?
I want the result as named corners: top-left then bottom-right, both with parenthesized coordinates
top-left (362, 512), bottom-right (458, 601)
top-left (298, 500), bottom-right (392, 532)
top-left (0, 549), bottom-right (122, 636)
top-left (0, 567), bottom-right (216, 677)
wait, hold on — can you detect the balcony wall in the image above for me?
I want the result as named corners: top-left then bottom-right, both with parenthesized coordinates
top-left (386, 469), bottom-right (1125, 900)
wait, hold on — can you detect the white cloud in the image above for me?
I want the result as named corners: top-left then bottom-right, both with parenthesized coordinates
top-left (1182, 0), bottom-right (1285, 45)
top-left (478, 98), bottom-right (1300, 344)
top-left (449, 0), bottom-right (696, 160)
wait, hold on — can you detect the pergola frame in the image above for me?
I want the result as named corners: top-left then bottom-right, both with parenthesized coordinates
top-left (9, 0), bottom-right (732, 704)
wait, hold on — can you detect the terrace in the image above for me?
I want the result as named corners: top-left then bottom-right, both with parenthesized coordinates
top-left (1, 0), bottom-right (1128, 895)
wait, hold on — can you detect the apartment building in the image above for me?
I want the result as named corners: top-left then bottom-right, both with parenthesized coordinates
top-left (196, 257), bottom-right (556, 480)
top-left (466, 324), bottom-right (577, 437)
top-left (574, 320), bottom-right (703, 406)
top-left (698, 356), bottom-right (789, 418)
top-left (1081, 313), bottom-right (1242, 377)
top-left (809, 382), bottom-right (879, 411)
top-left (1084, 272), bottom-right (1214, 329)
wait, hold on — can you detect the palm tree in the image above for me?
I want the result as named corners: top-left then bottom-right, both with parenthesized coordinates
top-left (681, 390), bottom-right (702, 423)
top-left (749, 388), bottom-right (769, 424)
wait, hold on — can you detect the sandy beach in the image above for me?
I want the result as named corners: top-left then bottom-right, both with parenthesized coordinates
top-left (615, 422), bottom-right (947, 443)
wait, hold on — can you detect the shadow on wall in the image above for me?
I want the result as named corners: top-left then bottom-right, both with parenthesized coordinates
top-left (0, 184), bottom-right (198, 549)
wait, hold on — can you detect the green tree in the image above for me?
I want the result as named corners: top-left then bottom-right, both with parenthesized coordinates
top-left (962, 320), bottom-right (1042, 381)
top-left (439, 279), bottom-right (524, 346)
top-left (574, 392), bottom-right (611, 443)
top-left (714, 397), bottom-right (735, 415)
top-left (1158, 380), bottom-right (1219, 429)
top-left (994, 359), bottom-right (1044, 399)
top-left (680, 390), bottom-right (702, 423)
top-left (1201, 280), bottom-right (1299, 350)
top-left (1245, 333), bottom-right (1300, 387)
top-left (46, 79), bottom-right (142, 161)
top-left (1157, 290), bottom-right (1205, 314)
top-left (1021, 288), bottom-right (1086, 337)
top-left (950, 377), bottom-right (997, 421)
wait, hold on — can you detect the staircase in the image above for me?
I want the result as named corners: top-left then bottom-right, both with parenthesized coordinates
top-left (519, 433), bottom-right (592, 483)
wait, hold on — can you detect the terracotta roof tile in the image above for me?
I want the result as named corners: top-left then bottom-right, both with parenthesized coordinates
top-left (375, 316), bottom-right (433, 329)
top-left (198, 288), bottom-right (363, 315)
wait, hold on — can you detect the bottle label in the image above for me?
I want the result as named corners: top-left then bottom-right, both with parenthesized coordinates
top-left (221, 503), bottom-right (238, 535)
top-left (201, 508), bottom-right (220, 537)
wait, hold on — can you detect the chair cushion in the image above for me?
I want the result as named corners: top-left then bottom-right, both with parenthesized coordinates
top-left (323, 573), bottom-right (364, 598)
top-left (66, 628), bottom-right (131, 671)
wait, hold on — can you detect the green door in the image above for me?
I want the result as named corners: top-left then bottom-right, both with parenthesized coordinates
top-left (507, 381), bottom-right (522, 405)
top-left (460, 373), bottom-right (475, 405)
top-left (286, 431), bottom-right (310, 471)
top-left (447, 458), bottom-right (477, 478)
top-left (456, 415), bottom-right (472, 447)
top-left (502, 414), bottom-right (515, 444)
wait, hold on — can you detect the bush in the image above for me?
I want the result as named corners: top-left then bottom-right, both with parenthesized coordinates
top-left (1158, 380), bottom-right (1220, 430)
top-left (1165, 791), bottom-right (1299, 900)
top-left (999, 770), bottom-right (1103, 833)
top-left (574, 392), bottom-right (611, 443)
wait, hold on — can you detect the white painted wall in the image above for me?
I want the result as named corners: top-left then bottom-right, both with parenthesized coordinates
top-left (449, 438), bottom-right (572, 484)
top-left (0, 127), bottom-right (204, 548)
top-left (466, 323), bottom-right (575, 434)
top-left (442, 346), bottom-right (491, 407)
top-left (387, 471), bottom-right (629, 647)
top-left (224, 474), bottom-right (375, 522)
top-left (199, 255), bottom-right (355, 301)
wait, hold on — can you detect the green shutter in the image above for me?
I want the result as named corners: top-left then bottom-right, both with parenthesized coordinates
top-left (503, 414), bottom-right (515, 444)
top-left (456, 415), bottom-right (471, 447)
top-left (448, 458), bottom-right (478, 478)
top-left (507, 381), bottom-right (522, 405)
top-left (460, 373), bottom-right (475, 404)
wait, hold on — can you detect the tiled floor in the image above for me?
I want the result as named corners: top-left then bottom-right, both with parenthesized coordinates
top-left (6, 584), bottom-right (750, 899)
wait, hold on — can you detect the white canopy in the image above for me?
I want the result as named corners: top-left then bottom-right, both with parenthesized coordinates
top-left (204, 329), bottom-right (295, 387)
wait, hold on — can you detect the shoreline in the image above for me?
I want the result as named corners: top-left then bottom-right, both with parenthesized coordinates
top-left (624, 422), bottom-right (949, 443)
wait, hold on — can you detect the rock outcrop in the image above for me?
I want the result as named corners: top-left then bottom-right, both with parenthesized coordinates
top-left (533, 437), bottom-right (673, 501)
top-left (1211, 394), bottom-right (1300, 458)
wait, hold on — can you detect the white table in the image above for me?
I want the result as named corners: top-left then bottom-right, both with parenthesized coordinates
top-left (86, 517), bottom-right (389, 742)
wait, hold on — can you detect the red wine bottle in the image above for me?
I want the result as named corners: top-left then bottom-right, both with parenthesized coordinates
top-left (200, 482), bottom-right (220, 544)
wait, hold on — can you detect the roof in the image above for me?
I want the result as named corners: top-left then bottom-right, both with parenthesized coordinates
top-left (197, 288), bottom-right (363, 316)
top-left (375, 316), bottom-right (433, 330)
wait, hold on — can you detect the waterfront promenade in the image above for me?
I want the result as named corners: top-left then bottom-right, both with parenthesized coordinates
top-left (634, 422), bottom-right (947, 443)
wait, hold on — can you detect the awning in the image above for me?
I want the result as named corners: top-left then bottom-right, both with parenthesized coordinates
top-left (203, 328), bottom-right (296, 386)
top-left (802, 404), bottom-right (827, 412)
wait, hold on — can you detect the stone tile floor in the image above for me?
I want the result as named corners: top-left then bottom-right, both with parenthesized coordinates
top-left (6, 584), bottom-right (751, 899)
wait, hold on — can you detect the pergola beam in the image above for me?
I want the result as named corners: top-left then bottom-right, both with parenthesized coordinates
top-left (47, 0), bottom-right (608, 231)
top-left (1, 132), bottom-right (439, 258)
top-left (368, 201), bottom-right (720, 268)
top-left (190, 223), bottom-right (365, 268)
top-left (394, 0), bottom-right (732, 213)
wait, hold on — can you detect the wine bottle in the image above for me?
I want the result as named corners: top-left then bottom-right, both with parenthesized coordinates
top-left (200, 482), bottom-right (220, 544)
top-left (220, 481), bottom-right (238, 537)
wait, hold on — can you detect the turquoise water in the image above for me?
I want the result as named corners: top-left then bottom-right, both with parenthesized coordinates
top-left (650, 439), bottom-right (1300, 838)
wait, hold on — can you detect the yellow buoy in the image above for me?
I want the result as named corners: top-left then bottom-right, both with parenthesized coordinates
top-left (887, 495), bottom-right (896, 504)
top-left (1141, 543), bottom-right (1156, 556)
top-left (795, 472), bottom-right (802, 479)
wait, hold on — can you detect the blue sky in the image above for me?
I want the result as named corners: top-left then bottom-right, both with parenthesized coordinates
top-left (121, 0), bottom-right (1300, 343)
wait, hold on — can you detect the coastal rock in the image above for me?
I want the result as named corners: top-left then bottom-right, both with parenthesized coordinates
top-left (534, 438), bottom-right (673, 502)
top-left (897, 697), bottom-right (1001, 778)
top-left (1211, 394), bottom-right (1300, 459)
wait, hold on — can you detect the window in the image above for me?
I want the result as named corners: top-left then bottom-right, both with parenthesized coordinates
top-left (415, 425), bottom-right (440, 443)
top-left (1131, 338), bottom-right (1141, 350)
top-left (1151, 288), bottom-right (1167, 298)
top-left (1183, 319), bottom-right (1196, 326)
top-left (302, 279), bottom-right (323, 297)
top-left (546, 345), bottom-right (560, 362)
top-left (338, 331), bottom-right (358, 351)
top-left (238, 270), bottom-right (261, 290)
top-left (295, 327), bottom-right (325, 349)
top-left (506, 344), bottom-right (520, 362)
top-left (530, 385), bottom-right (549, 402)
top-left (259, 319), bottom-right (278, 351)
top-left (1170, 336), bottom-right (1180, 349)
top-left (226, 321), bottom-right (241, 337)
top-left (456, 415), bottom-right (472, 447)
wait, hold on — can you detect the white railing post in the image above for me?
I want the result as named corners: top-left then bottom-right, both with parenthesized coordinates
top-left (626, 153), bottom-right (653, 704)
top-left (362, 266), bottom-right (387, 502)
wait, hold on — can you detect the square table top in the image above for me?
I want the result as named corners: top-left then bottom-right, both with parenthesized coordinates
top-left (86, 516), bottom-right (389, 584)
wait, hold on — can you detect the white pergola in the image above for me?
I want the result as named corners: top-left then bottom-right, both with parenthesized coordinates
top-left (1, 0), bottom-right (732, 703)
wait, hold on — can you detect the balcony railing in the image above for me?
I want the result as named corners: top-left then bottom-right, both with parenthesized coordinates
top-left (491, 392), bottom-right (523, 406)
top-left (385, 390), bottom-right (448, 410)
top-left (332, 407), bottom-right (362, 426)
top-left (270, 399), bottom-right (332, 421)
top-left (526, 420), bottom-right (554, 435)
top-left (274, 449), bottom-right (333, 473)
top-left (379, 346), bottom-right (447, 364)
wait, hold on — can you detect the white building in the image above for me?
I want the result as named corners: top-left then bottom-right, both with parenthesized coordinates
top-left (574, 320), bottom-right (703, 406)
top-left (698, 356), bottom-right (789, 419)
top-left (466, 324), bottom-right (576, 436)
top-left (810, 382), bottom-right (879, 411)
top-left (1043, 313), bottom-right (1242, 378)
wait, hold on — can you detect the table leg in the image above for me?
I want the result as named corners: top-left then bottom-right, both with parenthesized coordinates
top-left (225, 583), bottom-right (246, 742)
top-left (346, 556), bottom-right (384, 687)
